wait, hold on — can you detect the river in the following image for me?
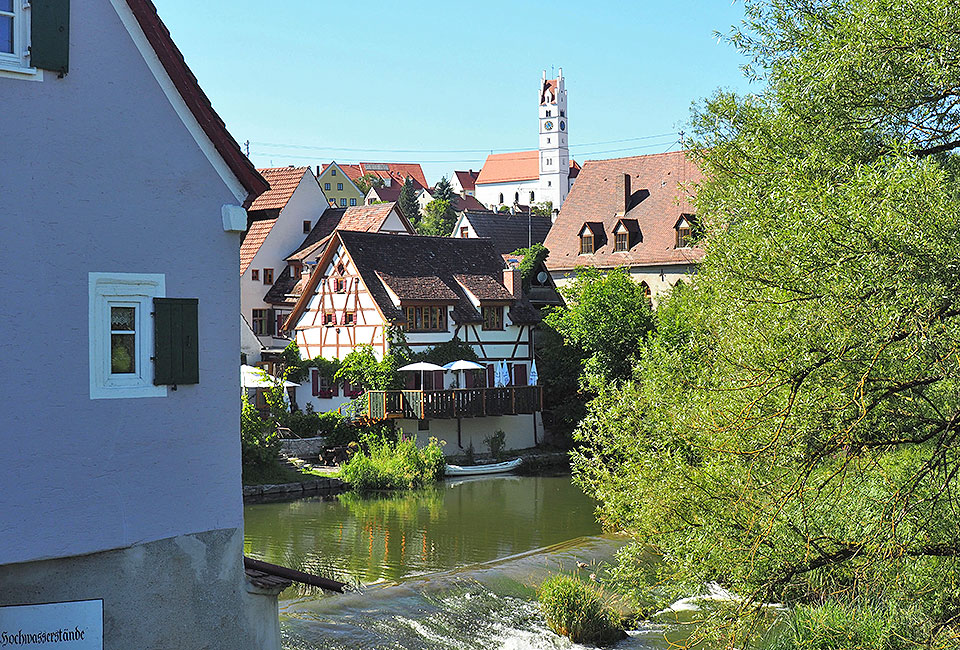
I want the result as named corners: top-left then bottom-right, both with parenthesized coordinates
top-left (244, 475), bottom-right (682, 649)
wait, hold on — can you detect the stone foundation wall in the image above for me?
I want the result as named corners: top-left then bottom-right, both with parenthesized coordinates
top-left (0, 528), bottom-right (276, 650)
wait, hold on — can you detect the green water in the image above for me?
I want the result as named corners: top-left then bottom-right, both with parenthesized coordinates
top-left (244, 475), bottom-right (678, 649)
top-left (244, 475), bottom-right (603, 586)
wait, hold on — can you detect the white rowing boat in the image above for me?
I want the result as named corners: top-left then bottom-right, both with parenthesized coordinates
top-left (444, 458), bottom-right (523, 477)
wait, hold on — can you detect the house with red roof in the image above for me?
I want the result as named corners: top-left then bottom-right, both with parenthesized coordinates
top-left (451, 169), bottom-right (480, 196)
top-left (315, 161), bottom-right (364, 208)
top-left (543, 150), bottom-right (703, 299)
top-left (0, 1), bottom-right (300, 648)
top-left (241, 166), bottom-right (330, 349)
top-left (318, 161), bottom-right (430, 207)
top-left (261, 203), bottom-right (415, 338)
top-left (474, 70), bottom-right (579, 213)
top-left (283, 231), bottom-right (543, 452)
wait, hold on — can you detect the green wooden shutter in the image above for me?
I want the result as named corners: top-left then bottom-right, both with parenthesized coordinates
top-left (153, 298), bottom-right (199, 386)
top-left (31, 0), bottom-right (70, 74)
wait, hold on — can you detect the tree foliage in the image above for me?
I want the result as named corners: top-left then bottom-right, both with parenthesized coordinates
top-left (531, 201), bottom-right (553, 218)
top-left (417, 198), bottom-right (456, 236)
top-left (432, 176), bottom-right (456, 205)
top-left (571, 1), bottom-right (960, 645)
top-left (510, 243), bottom-right (549, 292)
top-left (544, 267), bottom-right (655, 385)
top-left (354, 172), bottom-right (384, 196)
top-left (398, 176), bottom-right (420, 225)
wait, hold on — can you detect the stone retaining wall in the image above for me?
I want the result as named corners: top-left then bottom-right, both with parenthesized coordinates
top-left (279, 436), bottom-right (328, 459)
top-left (243, 477), bottom-right (346, 502)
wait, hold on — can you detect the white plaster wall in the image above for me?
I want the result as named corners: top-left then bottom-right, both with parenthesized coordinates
top-left (380, 209), bottom-right (412, 234)
top-left (0, 0), bottom-right (244, 564)
top-left (241, 171), bottom-right (329, 333)
top-left (475, 179), bottom-right (539, 211)
top-left (550, 263), bottom-right (698, 300)
top-left (398, 413), bottom-right (541, 454)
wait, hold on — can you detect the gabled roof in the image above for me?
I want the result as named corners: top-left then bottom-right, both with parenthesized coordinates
top-left (460, 210), bottom-right (553, 255)
top-left (475, 151), bottom-right (580, 185)
top-left (240, 218), bottom-right (277, 274)
top-left (125, 0), bottom-right (267, 206)
top-left (544, 150), bottom-right (704, 271)
top-left (325, 162), bottom-right (428, 190)
top-left (249, 167), bottom-right (312, 212)
top-left (285, 203), bottom-right (413, 263)
top-left (286, 231), bottom-right (540, 330)
top-left (454, 170), bottom-right (479, 192)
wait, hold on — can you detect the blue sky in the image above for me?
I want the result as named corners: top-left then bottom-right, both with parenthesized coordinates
top-left (152, 1), bottom-right (754, 184)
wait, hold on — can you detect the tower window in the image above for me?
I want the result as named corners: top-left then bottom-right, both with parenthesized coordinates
top-left (560, 110), bottom-right (565, 117)
top-left (499, 193), bottom-right (504, 204)
top-left (514, 192), bottom-right (519, 203)
top-left (547, 137), bottom-right (550, 143)
top-left (530, 191), bottom-right (535, 202)
top-left (545, 110), bottom-right (552, 117)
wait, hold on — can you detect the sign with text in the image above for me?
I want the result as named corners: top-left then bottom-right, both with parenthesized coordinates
top-left (0, 600), bottom-right (102, 648)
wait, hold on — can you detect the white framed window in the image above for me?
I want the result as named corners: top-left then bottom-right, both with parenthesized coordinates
top-left (0, 0), bottom-right (38, 79)
top-left (89, 273), bottom-right (167, 400)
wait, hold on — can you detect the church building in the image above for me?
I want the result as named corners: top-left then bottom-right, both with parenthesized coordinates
top-left (474, 69), bottom-right (579, 213)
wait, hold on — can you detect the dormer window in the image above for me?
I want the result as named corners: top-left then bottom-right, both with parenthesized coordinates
top-left (613, 219), bottom-right (639, 252)
top-left (676, 215), bottom-right (694, 248)
top-left (580, 233), bottom-right (594, 255)
top-left (578, 223), bottom-right (603, 255)
top-left (614, 232), bottom-right (629, 252)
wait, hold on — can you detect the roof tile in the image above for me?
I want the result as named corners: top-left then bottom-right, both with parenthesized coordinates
top-left (544, 151), bottom-right (704, 271)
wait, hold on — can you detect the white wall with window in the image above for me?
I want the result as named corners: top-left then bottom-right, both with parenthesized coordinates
top-left (0, 0), bottom-right (37, 79)
top-left (88, 272), bottom-right (167, 399)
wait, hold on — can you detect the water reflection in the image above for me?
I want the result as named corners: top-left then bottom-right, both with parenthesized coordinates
top-left (243, 475), bottom-right (603, 587)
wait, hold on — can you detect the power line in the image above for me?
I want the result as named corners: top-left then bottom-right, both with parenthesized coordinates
top-left (248, 139), bottom-right (680, 165)
top-left (248, 132), bottom-right (678, 156)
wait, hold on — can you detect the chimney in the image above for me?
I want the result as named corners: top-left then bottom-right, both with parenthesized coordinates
top-left (615, 173), bottom-right (631, 215)
top-left (503, 268), bottom-right (522, 298)
top-left (316, 165), bottom-right (321, 177)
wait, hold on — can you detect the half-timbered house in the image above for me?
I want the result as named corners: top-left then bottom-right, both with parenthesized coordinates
top-left (284, 231), bottom-right (543, 452)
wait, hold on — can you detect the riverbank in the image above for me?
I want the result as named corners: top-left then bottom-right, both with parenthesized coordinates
top-left (242, 447), bottom-right (572, 503)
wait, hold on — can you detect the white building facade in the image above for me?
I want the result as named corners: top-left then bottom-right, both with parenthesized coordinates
top-left (285, 231), bottom-right (544, 452)
top-left (474, 69), bottom-right (577, 213)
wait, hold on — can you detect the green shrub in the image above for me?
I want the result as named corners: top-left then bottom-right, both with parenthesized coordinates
top-left (537, 575), bottom-right (625, 647)
top-left (763, 601), bottom-right (931, 650)
top-left (484, 429), bottom-right (506, 459)
top-left (241, 393), bottom-right (281, 474)
top-left (339, 433), bottom-right (445, 492)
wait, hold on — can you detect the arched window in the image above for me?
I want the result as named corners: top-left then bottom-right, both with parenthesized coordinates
top-left (498, 193), bottom-right (504, 204)
top-left (530, 191), bottom-right (535, 202)
top-left (514, 192), bottom-right (520, 203)
top-left (639, 281), bottom-right (652, 306)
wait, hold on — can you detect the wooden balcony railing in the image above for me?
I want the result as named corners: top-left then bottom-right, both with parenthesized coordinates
top-left (361, 386), bottom-right (541, 421)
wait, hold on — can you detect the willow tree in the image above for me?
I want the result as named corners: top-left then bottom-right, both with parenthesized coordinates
top-left (572, 1), bottom-right (960, 646)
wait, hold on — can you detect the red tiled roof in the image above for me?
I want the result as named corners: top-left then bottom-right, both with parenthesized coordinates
top-left (240, 218), bottom-right (277, 274)
top-left (540, 78), bottom-right (559, 105)
top-left (454, 170), bottom-right (479, 192)
top-left (125, 0), bottom-right (267, 206)
top-left (476, 152), bottom-right (579, 185)
top-left (323, 162), bottom-right (427, 190)
top-left (544, 150), bottom-right (704, 271)
top-left (249, 167), bottom-right (311, 211)
top-left (285, 203), bottom-right (413, 263)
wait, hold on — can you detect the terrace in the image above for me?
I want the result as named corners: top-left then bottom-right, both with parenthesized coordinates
top-left (358, 386), bottom-right (542, 421)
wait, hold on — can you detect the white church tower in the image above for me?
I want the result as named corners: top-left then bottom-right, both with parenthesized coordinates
top-left (538, 68), bottom-right (569, 208)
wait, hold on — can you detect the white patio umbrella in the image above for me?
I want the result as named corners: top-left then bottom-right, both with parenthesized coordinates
top-left (398, 361), bottom-right (446, 389)
top-left (496, 359), bottom-right (510, 387)
top-left (241, 364), bottom-right (297, 389)
top-left (529, 359), bottom-right (539, 386)
top-left (443, 359), bottom-right (484, 388)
